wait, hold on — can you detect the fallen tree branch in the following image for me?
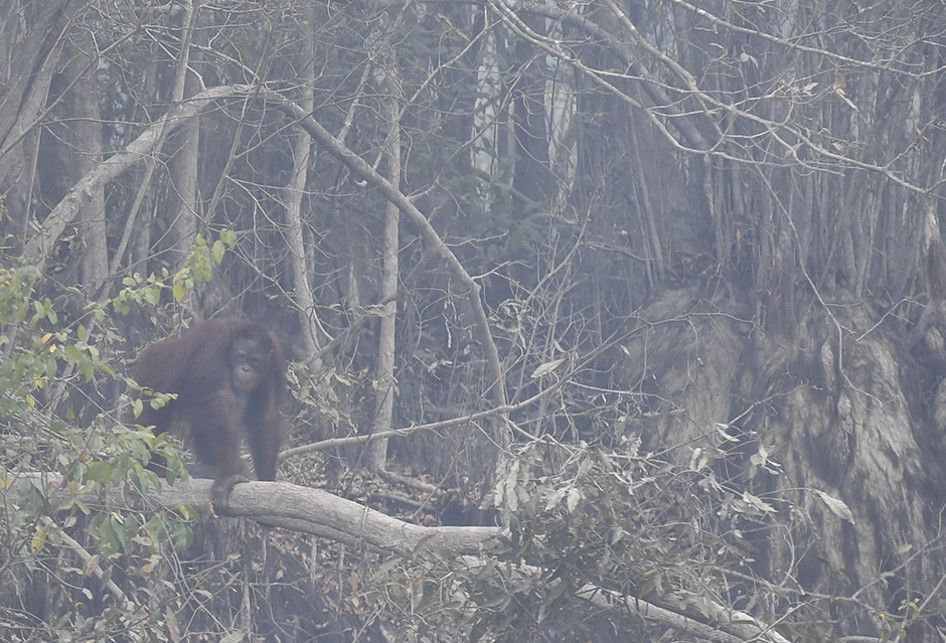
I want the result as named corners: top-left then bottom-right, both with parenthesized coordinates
top-left (6, 473), bottom-right (499, 558)
top-left (5, 472), bottom-right (791, 642)
top-left (575, 583), bottom-right (791, 643)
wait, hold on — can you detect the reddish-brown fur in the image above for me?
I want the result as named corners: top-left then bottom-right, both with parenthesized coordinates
top-left (134, 319), bottom-right (286, 510)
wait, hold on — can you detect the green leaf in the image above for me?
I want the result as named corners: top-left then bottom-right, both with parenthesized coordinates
top-left (212, 239), bottom-right (226, 264)
top-left (172, 281), bottom-right (186, 303)
top-left (86, 461), bottom-right (114, 484)
top-left (31, 526), bottom-right (47, 554)
top-left (220, 228), bottom-right (237, 247)
top-left (143, 285), bottom-right (161, 306)
top-left (63, 343), bottom-right (84, 363)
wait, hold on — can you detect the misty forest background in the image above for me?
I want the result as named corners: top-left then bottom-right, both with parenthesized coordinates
top-left (1, 0), bottom-right (945, 640)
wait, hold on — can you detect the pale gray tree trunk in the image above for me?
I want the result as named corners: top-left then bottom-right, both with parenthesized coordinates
top-left (166, 0), bottom-right (200, 271)
top-left (366, 49), bottom-right (401, 472)
top-left (284, 9), bottom-right (321, 360)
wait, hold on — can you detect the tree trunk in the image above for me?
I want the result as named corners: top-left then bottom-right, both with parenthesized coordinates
top-left (366, 47), bottom-right (401, 473)
top-left (48, 37), bottom-right (108, 294)
top-left (284, 9), bottom-right (321, 360)
top-left (166, 0), bottom-right (200, 277)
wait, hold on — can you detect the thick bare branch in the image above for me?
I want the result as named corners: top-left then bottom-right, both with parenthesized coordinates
top-left (7, 474), bottom-right (499, 558)
top-left (6, 472), bottom-right (790, 642)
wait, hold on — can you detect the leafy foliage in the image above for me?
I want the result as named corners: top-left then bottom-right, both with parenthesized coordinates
top-left (0, 239), bottom-right (240, 639)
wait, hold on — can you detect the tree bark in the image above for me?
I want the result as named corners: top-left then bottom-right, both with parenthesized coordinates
top-left (7, 473), bottom-right (498, 557)
top-left (366, 47), bottom-right (401, 472)
top-left (284, 9), bottom-right (321, 360)
top-left (166, 0), bottom-right (201, 273)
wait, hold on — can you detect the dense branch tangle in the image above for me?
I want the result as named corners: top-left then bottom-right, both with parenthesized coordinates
top-left (483, 0), bottom-right (943, 193)
top-left (18, 81), bottom-right (509, 434)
